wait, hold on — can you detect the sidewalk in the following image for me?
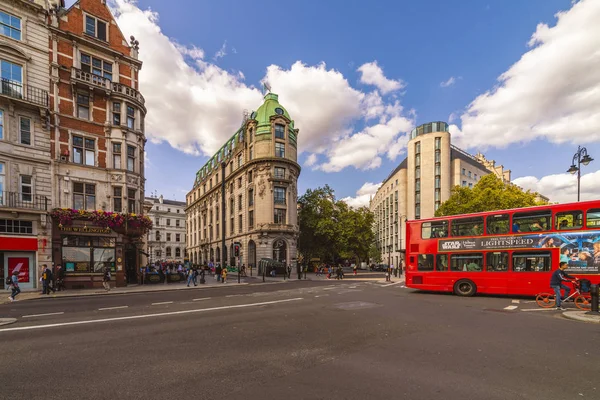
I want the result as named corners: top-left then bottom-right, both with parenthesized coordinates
top-left (563, 310), bottom-right (600, 324)
top-left (1, 277), bottom-right (251, 305)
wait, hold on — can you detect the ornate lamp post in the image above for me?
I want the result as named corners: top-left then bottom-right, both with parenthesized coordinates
top-left (567, 146), bottom-right (593, 202)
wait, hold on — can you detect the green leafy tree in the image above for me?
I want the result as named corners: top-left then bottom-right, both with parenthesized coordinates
top-left (435, 174), bottom-right (546, 217)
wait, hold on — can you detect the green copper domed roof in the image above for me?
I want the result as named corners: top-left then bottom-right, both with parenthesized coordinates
top-left (253, 93), bottom-right (294, 135)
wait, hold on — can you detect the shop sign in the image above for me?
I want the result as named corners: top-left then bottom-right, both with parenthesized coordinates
top-left (59, 226), bottom-right (111, 234)
top-left (8, 257), bottom-right (30, 283)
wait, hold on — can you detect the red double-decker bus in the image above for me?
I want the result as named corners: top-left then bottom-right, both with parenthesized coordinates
top-left (405, 200), bottom-right (600, 296)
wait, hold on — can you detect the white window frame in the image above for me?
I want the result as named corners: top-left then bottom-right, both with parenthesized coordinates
top-left (127, 145), bottom-right (135, 172)
top-left (20, 175), bottom-right (32, 202)
top-left (113, 142), bottom-right (121, 169)
top-left (76, 92), bottom-right (90, 120)
top-left (72, 135), bottom-right (95, 166)
top-left (126, 105), bottom-right (135, 129)
top-left (0, 10), bottom-right (21, 41)
top-left (18, 116), bottom-right (31, 146)
top-left (84, 14), bottom-right (108, 41)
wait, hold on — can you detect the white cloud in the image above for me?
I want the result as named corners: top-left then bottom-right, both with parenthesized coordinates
top-left (341, 182), bottom-right (382, 208)
top-left (513, 169), bottom-right (600, 203)
top-left (357, 61), bottom-right (405, 94)
top-left (264, 62), bottom-right (414, 172)
top-left (304, 153), bottom-right (317, 167)
top-left (213, 40), bottom-right (227, 61)
top-left (451, 0), bottom-right (600, 150)
top-left (112, 1), bottom-right (413, 171)
top-left (440, 76), bottom-right (456, 87)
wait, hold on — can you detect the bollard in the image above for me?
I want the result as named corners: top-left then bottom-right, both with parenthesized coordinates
top-left (591, 284), bottom-right (599, 313)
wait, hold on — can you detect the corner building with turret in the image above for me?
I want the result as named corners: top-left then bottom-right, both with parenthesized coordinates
top-left (186, 93), bottom-right (300, 270)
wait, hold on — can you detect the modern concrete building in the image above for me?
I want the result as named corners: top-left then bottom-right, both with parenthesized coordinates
top-left (370, 121), bottom-right (516, 268)
top-left (0, 0), bottom-right (52, 290)
top-left (146, 195), bottom-right (186, 265)
top-left (186, 92), bottom-right (300, 270)
top-left (47, 0), bottom-right (147, 287)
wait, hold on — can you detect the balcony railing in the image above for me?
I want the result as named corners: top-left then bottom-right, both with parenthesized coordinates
top-left (71, 68), bottom-right (111, 90)
top-left (112, 82), bottom-right (145, 105)
top-left (1, 79), bottom-right (49, 107)
top-left (0, 191), bottom-right (49, 211)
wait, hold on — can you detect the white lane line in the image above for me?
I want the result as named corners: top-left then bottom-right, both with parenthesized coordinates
top-left (98, 306), bottom-right (128, 311)
top-left (323, 287), bottom-right (336, 290)
top-left (226, 294), bottom-right (243, 298)
top-left (193, 297), bottom-right (211, 301)
top-left (22, 312), bottom-right (64, 318)
top-left (504, 305), bottom-right (518, 310)
top-left (512, 300), bottom-right (520, 304)
top-left (522, 308), bottom-right (558, 312)
top-left (151, 301), bottom-right (173, 306)
top-left (349, 286), bottom-right (357, 289)
top-left (0, 298), bottom-right (303, 333)
top-left (381, 282), bottom-right (402, 287)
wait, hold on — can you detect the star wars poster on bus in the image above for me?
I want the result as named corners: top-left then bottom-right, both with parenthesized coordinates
top-left (438, 231), bottom-right (600, 274)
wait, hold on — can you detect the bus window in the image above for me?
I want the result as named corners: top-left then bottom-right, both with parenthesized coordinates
top-left (555, 210), bottom-right (583, 230)
top-left (586, 209), bottom-right (600, 229)
top-left (485, 252), bottom-right (508, 272)
top-left (512, 252), bottom-right (552, 272)
top-left (422, 221), bottom-right (448, 239)
top-left (436, 254), bottom-right (448, 271)
top-left (486, 214), bottom-right (509, 235)
top-left (450, 217), bottom-right (484, 237)
top-left (512, 210), bottom-right (551, 233)
top-left (450, 253), bottom-right (483, 272)
top-left (417, 254), bottom-right (434, 271)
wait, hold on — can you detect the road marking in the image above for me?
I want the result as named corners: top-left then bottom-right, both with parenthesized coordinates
top-left (522, 308), bottom-right (557, 312)
top-left (22, 312), bottom-right (64, 318)
top-left (193, 297), bottom-right (211, 301)
top-left (151, 302), bottom-right (173, 306)
top-left (504, 305), bottom-right (518, 310)
top-left (323, 287), bottom-right (336, 290)
top-left (98, 306), bottom-right (128, 311)
top-left (381, 282), bottom-right (402, 287)
top-left (0, 298), bottom-right (304, 333)
top-left (512, 300), bottom-right (520, 304)
top-left (349, 286), bottom-right (357, 289)
top-left (226, 294), bottom-right (242, 298)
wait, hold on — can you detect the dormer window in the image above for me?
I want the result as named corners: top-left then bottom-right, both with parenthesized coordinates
top-left (85, 15), bottom-right (107, 41)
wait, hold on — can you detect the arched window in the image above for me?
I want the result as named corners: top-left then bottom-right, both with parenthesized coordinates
top-left (155, 230), bottom-right (160, 241)
top-left (175, 248), bottom-right (181, 257)
top-left (166, 247), bottom-right (171, 257)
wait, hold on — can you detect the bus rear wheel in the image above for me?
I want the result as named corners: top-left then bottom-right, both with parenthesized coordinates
top-left (454, 280), bottom-right (476, 297)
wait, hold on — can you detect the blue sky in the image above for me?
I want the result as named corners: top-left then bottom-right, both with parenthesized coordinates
top-left (92, 0), bottom-right (600, 204)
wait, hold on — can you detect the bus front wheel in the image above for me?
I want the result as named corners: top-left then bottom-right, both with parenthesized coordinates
top-left (454, 280), bottom-right (476, 297)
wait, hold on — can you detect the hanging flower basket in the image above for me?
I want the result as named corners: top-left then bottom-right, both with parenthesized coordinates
top-left (49, 208), bottom-right (153, 236)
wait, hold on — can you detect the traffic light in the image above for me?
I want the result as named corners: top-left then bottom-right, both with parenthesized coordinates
top-left (234, 243), bottom-right (240, 257)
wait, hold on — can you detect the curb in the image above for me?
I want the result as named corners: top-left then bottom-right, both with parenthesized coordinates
top-left (563, 311), bottom-right (600, 324)
top-left (0, 318), bottom-right (17, 326)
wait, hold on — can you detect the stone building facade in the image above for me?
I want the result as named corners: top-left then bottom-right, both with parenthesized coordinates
top-left (1, 0), bottom-right (52, 290)
top-left (370, 121), bottom-right (518, 268)
top-left (146, 195), bottom-right (186, 265)
top-left (47, 0), bottom-right (147, 288)
top-left (186, 92), bottom-right (300, 270)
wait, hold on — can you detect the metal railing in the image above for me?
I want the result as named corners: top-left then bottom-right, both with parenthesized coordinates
top-left (1, 78), bottom-right (49, 107)
top-left (0, 191), bottom-right (48, 211)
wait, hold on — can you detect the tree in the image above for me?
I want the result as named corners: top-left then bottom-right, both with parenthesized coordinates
top-left (435, 174), bottom-right (546, 217)
top-left (298, 185), bottom-right (376, 266)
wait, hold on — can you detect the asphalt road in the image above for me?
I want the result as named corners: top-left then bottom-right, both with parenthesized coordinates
top-left (1, 277), bottom-right (598, 400)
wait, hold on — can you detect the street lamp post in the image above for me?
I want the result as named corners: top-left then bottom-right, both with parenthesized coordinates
top-left (567, 146), bottom-right (594, 202)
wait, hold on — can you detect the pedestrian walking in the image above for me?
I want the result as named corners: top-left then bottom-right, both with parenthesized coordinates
top-left (102, 266), bottom-right (111, 291)
top-left (215, 264), bottom-right (222, 282)
top-left (199, 268), bottom-right (206, 284)
top-left (222, 267), bottom-right (228, 284)
top-left (353, 265), bottom-right (358, 276)
top-left (55, 264), bottom-right (66, 291)
top-left (7, 271), bottom-right (20, 302)
top-left (193, 267), bottom-right (199, 285)
top-left (41, 264), bottom-right (55, 294)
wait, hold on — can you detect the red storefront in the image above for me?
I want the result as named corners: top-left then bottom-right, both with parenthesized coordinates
top-left (1, 236), bottom-right (38, 290)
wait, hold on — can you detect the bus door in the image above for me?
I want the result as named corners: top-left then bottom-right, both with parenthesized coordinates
top-left (508, 251), bottom-right (553, 296)
top-left (483, 252), bottom-right (509, 295)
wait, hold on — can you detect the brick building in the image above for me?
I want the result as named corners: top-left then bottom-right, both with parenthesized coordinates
top-left (1, 0), bottom-right (52, 290)
top-left (186, 92), bottom-right (300, 271)
top-left (48, 0), bottom-right (147, 288)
